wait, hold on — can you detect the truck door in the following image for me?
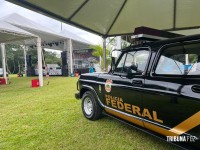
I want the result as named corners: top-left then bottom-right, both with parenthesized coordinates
top-left (99, 48), bottom-right (150, 128)
top-left (143, 43), bottom-right (200, 148)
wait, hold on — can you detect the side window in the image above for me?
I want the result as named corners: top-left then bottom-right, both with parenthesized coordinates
top-left (115, 50), bottom-right (150, 75)
top-left (185, 43), bottom-right (200, 75)
top-left (155, 43), bottom-right (200, 75)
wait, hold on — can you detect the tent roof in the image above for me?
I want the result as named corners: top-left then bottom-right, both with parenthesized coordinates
top-left (6, 0), bottom-right (200, 37)
top-left (59, 29), bottom-right (93, 45)
top-left (0, 20), bottom-right (36, 43)
top-left (1, 13), bottom-right (92, 48)
top-left (60, 29), bottom-right (93, 50)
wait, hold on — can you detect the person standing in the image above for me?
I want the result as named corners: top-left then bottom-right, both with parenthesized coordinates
top-left (89, 63), bottom-right (94, 73)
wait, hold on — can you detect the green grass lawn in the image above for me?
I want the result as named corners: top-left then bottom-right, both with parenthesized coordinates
top-left (0, 76), bottom-right (179, 150)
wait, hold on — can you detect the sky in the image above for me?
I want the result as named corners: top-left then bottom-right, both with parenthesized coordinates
top-left (0, 0), bottom-right (102, 45)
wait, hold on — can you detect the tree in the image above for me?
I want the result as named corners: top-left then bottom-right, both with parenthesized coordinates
top-left (27, 48), bottom-right (61, 67)
top-left (4, 44), bottom-right (24, 74)
top-left (43, 51), bottom-right (61, 66)
top-left (0, 44), bottom-right (62, 74)
top-left (90, 45), bottom-right (111, 71)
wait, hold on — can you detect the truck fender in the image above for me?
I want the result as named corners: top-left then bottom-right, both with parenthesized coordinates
top-left (81, 85), bottom-right (105, 108)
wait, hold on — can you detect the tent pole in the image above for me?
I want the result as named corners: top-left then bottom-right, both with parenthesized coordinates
top-left (103, 37), bottom-right (106, 72)
top-left (1, 43), bottom-right (7, 84)
top-left (67, 39), bottom-right (73, 75)
top-left (116, 36), bottom-right (122, 49)
top-left (23, 45), bottom-right (28, 76)
top-left (185, 54), bottom-right (189, 65)
top-left (64, 40), bottom-right (70, 76)
top-left (116, 36), bottom-right (122, 57)
top-left (37, 37), bottom-right (43, 87)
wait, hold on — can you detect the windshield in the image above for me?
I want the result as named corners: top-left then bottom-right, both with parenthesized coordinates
top-left (114, 50), bottom-right (150, 75)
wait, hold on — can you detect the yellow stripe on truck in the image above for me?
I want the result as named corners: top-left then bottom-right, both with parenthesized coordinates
top-left (105, 108), bottom-right (144, 127)
top-left (105, 108), bottom-right (200, 136)
top-left (169, 111), bottom-right (200, 135)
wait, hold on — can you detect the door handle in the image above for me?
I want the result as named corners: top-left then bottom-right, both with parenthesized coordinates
top-left (191, 85), bottom-right (200, 93)
top-left (132, 80), bottom-right (143, 86)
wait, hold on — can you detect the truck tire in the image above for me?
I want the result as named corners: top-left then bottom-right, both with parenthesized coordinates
top-left (82, 91), bottom-right (102, 120)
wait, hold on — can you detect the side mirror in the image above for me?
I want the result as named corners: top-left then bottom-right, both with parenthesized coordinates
top-left (110, 49), bottom-right (121, 73)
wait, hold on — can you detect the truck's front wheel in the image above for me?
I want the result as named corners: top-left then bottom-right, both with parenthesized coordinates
top-left (82, 91), bottom-right (102, 120)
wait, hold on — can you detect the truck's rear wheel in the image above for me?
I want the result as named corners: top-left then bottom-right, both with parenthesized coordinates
top-left (82, 91), bottom-right (102, 120)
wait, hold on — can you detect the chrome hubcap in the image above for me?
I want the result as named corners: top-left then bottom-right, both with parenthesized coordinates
top-left (84, 97), bottom-right (93, 115)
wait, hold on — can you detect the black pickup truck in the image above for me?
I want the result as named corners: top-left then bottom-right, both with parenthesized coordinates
top-left (75, 34), bottom-right (200, 149)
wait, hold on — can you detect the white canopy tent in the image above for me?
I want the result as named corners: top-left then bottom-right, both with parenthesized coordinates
top-left (0, 20), bottom-right (36, 84)
top-left (1, 13), bottom-right (93, 86)
top-left (0, 20), bottom-right (36, 43)
top-left (1, 13), bottom-right (92, 50)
